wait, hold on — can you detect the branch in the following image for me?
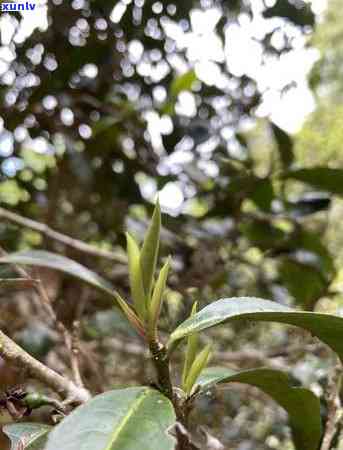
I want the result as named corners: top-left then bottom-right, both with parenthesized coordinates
top-left (0, 329), bottom-right (90, 404)
top-left (149, 341), bottom-right (173, 401)
top-left (320, 364), bottom-right (342, 450)
top-left (33, 277), bottom-right (85, 388)
top-left (0, 207), bottom-right (126, 263)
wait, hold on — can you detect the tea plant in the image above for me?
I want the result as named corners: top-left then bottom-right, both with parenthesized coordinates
top-left (1, 202), bottom-right (343, 450)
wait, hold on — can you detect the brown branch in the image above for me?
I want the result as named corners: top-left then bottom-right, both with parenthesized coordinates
top-left (0, 329), bottom-right (90, 404)
top-left (0, 207), bottom-right (126, 263)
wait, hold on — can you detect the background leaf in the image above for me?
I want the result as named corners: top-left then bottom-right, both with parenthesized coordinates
top-left (271, 122), bottom-right (294, 167)
top-left (0, 250), bottom-right (114, 295)
top-left (284, 167), bottom-right (343, 195)
top-left (250, 178), bottom-right (275, 212)
top-left (279, 258), bottom-right (327, 309)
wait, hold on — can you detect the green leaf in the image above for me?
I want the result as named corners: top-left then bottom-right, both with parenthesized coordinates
top-left (148, 257), bottom-right (170, 339)
top-left (126, 233), bottom-right (146, 320)
top-left (183, 344), bottom-right (212, 395)
top-left (263, 0), bottom-right (315, 27)
top-left (0, 250), bottom-right (113, 295)
top-left (195, 367), bottom-right (321, 450)
top-left (182, 302), bottom-right (199, 387)
top-left (140, 201), bottom-right (161, 298)
top-left (279, 258), bottom-right (326, 309)
top-left (3, 423), bottom-right (51, 450)
top-left (44, 387), bottom-right (176, 450)
top-left (284, 167), bottom-right (343, 196)
top-left (297, 230), bottom-right (334, 275)
top-left (240, 219), bottom-right (287, 251)
top-left (170, 70), bottom-right (197, 97)
top-left (271, 122), bottom-right (294, 167)
top-left (168, 297), bottom-right (343, 363)
top-left (250, 178), bottom-right (274, 212)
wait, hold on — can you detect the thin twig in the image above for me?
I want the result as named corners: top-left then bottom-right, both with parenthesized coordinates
top-left (69, 321), bottom-right (84, 388)
top-left (0, 207), bottom-right (126, 263)
top-left (28, 269), bottom-right (86, 388)
top-left (320, 363), bottom-right (342, 450)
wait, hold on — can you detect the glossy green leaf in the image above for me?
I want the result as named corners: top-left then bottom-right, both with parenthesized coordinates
top-left (284, 167), bottom-right (343, 195)
top-left (170, 70), bottom-right (196, 97)
top-left (3, 423), bottom-right (51, 450)
top-left (126, 233), bottom-right (146, 320)
top-left (148, 257), bottom-right (170, 338)
top-left (195, 367), bottom-right (321, 450)
top-left (183, 344), bottom-right (211, 395)
top-left (0, 250), bottom-right (113, 295)
top-left (168, 297), bottom-right (343, 362)
top-left (182, 302), bottom-right (199, 387)
top-left (140, 201), bottom-right (161, 298)
top-left (45, 387), bottom-right (176, 450)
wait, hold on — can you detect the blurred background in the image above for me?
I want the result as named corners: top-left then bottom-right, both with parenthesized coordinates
top-left (0, 0), bottom-right (343, 448)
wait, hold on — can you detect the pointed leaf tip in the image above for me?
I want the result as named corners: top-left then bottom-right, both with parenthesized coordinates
top-left (140, 201), bottom-right (161, 298)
